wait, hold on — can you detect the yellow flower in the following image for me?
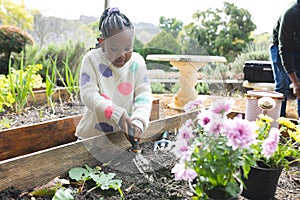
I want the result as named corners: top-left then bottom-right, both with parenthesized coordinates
top-left (258, 114), bottom-right (273, 123)
top-left (288, 130), bottom-right (300, 142)
top-left (255, 119), bottom-right (264, 128)
top-left (277, 117), bottom-right (295, 130)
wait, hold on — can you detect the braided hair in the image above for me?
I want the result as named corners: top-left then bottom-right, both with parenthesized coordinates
top-left (99, 7), bottom-right (134, 39)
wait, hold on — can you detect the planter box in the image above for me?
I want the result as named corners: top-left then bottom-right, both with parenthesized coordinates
top-left (0, 98), bottom-right (159, 161)
top-left (0, 109), bottom-right (197, 191)
top-left (28, 87), bottom-right (73, 105)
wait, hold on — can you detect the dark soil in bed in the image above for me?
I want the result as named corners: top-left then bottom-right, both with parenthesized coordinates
top-left (0, 134), bottom-right (299, 200)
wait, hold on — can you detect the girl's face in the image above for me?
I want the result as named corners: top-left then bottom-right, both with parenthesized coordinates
top-left (103, 29), bottom-right (134, 68)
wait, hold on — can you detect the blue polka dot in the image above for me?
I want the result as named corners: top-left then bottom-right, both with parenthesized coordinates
top-left (98, 63), bottom-right (112, 78)
top-left (80, 72), bottom-right (90, 87)
top-left (143, 75), bottom-right (149, 84)
top-left (130, 61), bottom-right (139, 73)
top-left (95, 122), bottom-right (114, 132)
top-left (135, 96), bottom-right (150, 104)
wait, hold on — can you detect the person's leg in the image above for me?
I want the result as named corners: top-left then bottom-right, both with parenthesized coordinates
top-left (269, 45), bottom-right (290, 116)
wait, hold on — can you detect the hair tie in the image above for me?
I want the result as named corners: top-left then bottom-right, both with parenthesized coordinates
top-left (108, 7), bottom-right (120, 15)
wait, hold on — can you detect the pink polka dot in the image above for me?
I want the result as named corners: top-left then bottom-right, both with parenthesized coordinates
top-left (117, 82), bottom-right (133, 96)
top-left (100, 93), bottom-right (110, 100)
top-left (104, 106), bottom-right (113, 119)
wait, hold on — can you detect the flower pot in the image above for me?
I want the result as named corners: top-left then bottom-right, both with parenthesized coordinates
top-left (245, 90), bottom-right (284, 127)
top-left (242, 162), bottom-right (283, 200)
top-left (189, 181), bottom-right (242, 200)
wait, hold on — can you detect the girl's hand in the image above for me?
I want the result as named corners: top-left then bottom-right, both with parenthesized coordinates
top-left (132, 125), bottom-right (142, 142)
top-left (119, 112), bottom-right (132, 140)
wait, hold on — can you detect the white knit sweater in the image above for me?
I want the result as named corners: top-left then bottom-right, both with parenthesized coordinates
top-left (75, 48), bottom-right (152, 138)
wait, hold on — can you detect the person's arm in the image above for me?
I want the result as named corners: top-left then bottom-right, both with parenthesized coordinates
top-left (289, 72), bottom-right (300, 98)
top-left (278, 5), bottom-right (300, 97)
top-left (278, 6), bottom-right (297, 73)
top-left (130, 54), bottom-right (153, 135)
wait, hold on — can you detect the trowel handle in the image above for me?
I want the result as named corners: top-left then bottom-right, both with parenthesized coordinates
top-left (128, 126), bottom-right (140, 153)
top-left (162, 131), bottom-right (169, 140)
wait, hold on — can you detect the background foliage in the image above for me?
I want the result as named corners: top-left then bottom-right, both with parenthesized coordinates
top-left (0, 0), bottom-right (271, 89)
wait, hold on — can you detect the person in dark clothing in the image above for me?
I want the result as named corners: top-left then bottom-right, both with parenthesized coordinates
top-left (278, 0), bottom-right (300, 118)
top-left (269, 16), bottom-right (292, 117)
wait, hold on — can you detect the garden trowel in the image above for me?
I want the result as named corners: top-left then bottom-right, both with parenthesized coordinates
top-left (153, 131), bottom-right (170, 151)
top-left (128, 126), bottom-right (152, 173)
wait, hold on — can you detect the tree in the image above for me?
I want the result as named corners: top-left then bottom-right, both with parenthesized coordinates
top-left (134, 37), bottom-right (144, 50)
top-left (30, 13), bottom-right (52, 47)
top-left (29, 15), bottom-right (96, 48)
top-left (177, 30), bottom-right (208, 55)
top-left (141, 30), bottom-right (181, 70)
top-left (159, 16), bottom-right (183, 39)
top-left (0, 25), bottom-right (34, 75)
top-left (143, 30), bottom-right (181, 56)
top-left (185, 2), bottom-right (256, 62)
top-left (0, 0), bottom-right (33, 30)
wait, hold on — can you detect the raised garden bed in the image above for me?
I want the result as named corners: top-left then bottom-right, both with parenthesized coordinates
top-left (0, 109), bottom-right (197, 191)
top-left (0, 98), bottom-right (159, 161)
top-left (0, 95), bottom-right (299, 199)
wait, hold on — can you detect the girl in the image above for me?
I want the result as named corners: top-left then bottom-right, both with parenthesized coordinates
top-left (76, 7), bottom-right (152, 144)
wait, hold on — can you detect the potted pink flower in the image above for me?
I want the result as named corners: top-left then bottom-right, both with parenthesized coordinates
top-left (242, 114), bottom-right (300, 199)
top-left (171, 97), bottom-right (300, 199)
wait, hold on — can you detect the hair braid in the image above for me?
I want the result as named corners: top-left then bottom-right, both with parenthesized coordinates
top-left (99, 7), bottom-right (134, 38)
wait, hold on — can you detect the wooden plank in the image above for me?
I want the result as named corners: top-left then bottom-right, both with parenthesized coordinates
top-left (0, 110), bottom-right (198, 191)
top-left (150, 98), bottom-right (159, 121)
top-left (0, 115), bottom-right (81, 161)
top-left (27, 87), bottom-right (72, 105)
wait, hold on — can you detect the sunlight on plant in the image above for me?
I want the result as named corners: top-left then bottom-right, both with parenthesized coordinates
top-left (0, 74), bottom-right (15, 112)
top-left (196, 82), bottom-right (210, 95)
top-left (56, 53), bottom-right (80, 102)
top-left (7, 51), bottom-right (44, 113)
top-left (0, 117), bottom-right (11, 129)
top-left (45, 57), bottom-right (58, 113)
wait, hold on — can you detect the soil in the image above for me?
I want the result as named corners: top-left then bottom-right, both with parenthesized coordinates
top-left (0, 94), bottom-right (299, 200)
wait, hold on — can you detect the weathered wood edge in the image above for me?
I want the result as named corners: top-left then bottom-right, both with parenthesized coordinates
top-left (0, 114), bottom-right (82, 161)
top-left (27, 87), bottom-right (72, 105)
top-left (0, 110), bottom-right (197, 191)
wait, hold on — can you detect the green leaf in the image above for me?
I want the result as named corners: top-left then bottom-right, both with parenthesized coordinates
top-left (90, 172), bottom-right (122, 190)
top-left (52, 188), bottom-right (74, 200)
top-left (68, 167), bottom-right (89, 181)
top-left (30, 177), bottom-right (70, 197)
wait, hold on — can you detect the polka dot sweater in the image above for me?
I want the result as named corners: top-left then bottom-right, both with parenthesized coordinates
top-left (75, 48), bottom-right (152, 138)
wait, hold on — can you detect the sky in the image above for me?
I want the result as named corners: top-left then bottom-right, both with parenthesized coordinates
top-left (23, 0), bottom-right (295, 34)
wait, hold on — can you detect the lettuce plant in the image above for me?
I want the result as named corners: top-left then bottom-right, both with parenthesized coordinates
top-left (68, 165), bottom-right (124, 199)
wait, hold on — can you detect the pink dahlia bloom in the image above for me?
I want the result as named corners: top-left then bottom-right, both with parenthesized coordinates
top-left (210, 99), bottom-right (234, 115)
top-left (177, 124), bottom-right (194, 141)
top-left (196, 110), bottom-right (211, 126)
top-left (262, 127), bottom-right (280, 158)
top-left (205, 113), bottom-right (226, 136)
top-left (172, 139), bottom-right (190, 159)
top-left (225, 117), bottom-right (258, 150)
top-left (171, 162), bottom-right (197, 181)
top-left (183, 96), bottom-right (207, 112)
